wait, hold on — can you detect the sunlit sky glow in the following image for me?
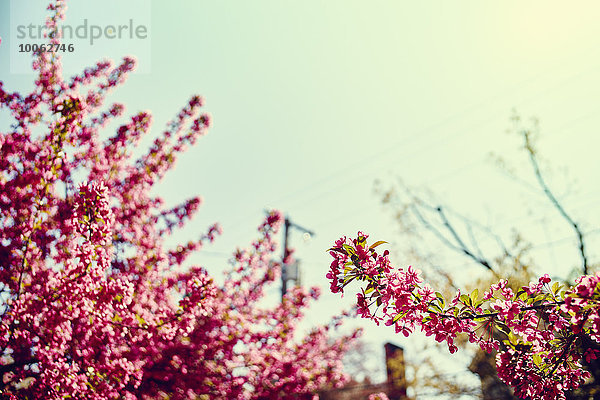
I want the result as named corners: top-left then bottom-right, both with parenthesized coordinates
top-left (1, 1), bottom-right (599, 396)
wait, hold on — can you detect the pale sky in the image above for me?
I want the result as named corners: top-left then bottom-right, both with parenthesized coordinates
top-left (2, 1), bottom-right (600, 397)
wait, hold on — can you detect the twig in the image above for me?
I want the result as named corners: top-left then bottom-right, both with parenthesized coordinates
top-left (436, 206), bottom-right (494, 272)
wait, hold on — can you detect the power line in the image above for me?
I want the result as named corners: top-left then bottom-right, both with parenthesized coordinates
top-left (307, 111), bottom-right (600, 233)
top-left (199, 62), bottom-right (600, 251)
top-left (270, 63), bottom-right (600, 214)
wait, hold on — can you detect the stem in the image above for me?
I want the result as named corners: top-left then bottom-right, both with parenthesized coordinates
top-left (438, 301), bottom-right (566, 321)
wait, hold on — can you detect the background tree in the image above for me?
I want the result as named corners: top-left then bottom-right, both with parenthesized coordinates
top-left (328, 114), bottom-right (598, 399)
top-left (0, 2), bottom-right (357, 399)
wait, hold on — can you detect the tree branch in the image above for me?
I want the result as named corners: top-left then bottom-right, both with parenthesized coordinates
top-left (521, 129), bottom-right (589, 275)
top-left (436, 206), bottom-right (494, 272)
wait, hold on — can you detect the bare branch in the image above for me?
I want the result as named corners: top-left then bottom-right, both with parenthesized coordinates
top-left (436, 206), bottom-right (494, 272)
top-left (520, 128), bottom-right (589, 275)
top-left (391, 184), bottom-right (502, 275)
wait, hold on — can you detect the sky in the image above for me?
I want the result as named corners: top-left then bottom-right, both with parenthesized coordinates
top-left (2, 1), bottom-right (600, 397)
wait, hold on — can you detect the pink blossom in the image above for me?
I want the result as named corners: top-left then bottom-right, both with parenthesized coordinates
top-left (326, 233), bottom-right (600, 399)
top-left (0, 2), bottom-right (357, 398)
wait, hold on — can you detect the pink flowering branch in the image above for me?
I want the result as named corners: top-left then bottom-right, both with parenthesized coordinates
top-left (0, 1), bottom-right (357, 397)
top-left (327, 232), bottom-right (600, 400)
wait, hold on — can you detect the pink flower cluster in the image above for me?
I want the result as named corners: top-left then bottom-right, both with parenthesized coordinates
top-left (0, 1), bottom-right (357, 398)
top-left (327, 232), bottom-right (600, 400)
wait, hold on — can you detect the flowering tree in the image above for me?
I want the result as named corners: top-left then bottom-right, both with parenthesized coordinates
top-left (326, 232), bottom-right (599, 400)
top-left (0, 2), bottom-right (358, 399)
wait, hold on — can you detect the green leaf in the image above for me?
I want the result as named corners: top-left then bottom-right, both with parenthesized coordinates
top-left (356, 236), bottom-right (367, 247)
top-left (342, 244), bottom-right (356, 256)
top-left (135, 313), bottom-right (147, 327)
top-left (470, 288), bottom-right (479, 304)
top-left (552, 281), bottom-right (560, 294)
top-left (533, 294), bottom-right (548, 305)
top-left (430, 303), bottom-right (442, 312)
top-left (496, 321), bottom-right (511, 335)
top-left (532, 353), bottom-right (543, 367)
top-left (460, 294), bottom-right (472, 306)
top-left (515, 288), bottom-right (527, 301)
top-left (369, 240), bottom-right (388, 250)
top-left (433, 292), bottom-right (445, 308)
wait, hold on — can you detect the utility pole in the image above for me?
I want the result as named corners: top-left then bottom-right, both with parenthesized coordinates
top-left (281, 216), bottom-right (314, 301)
